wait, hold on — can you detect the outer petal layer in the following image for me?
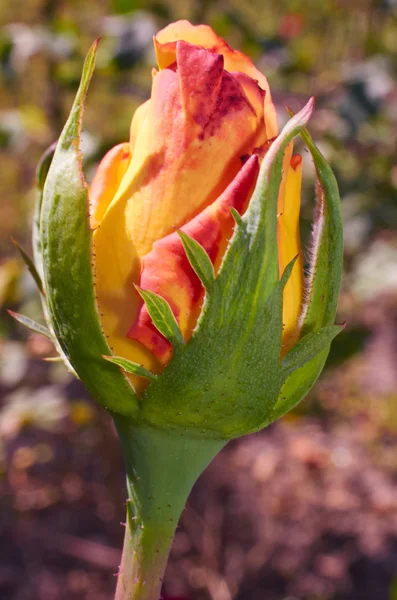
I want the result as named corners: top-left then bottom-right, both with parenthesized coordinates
top-left (155, 20), bottom-right (278, 139)
top-left (89, 143), bottom-right (131, 229)
top-left (128, 155), bottom-right (260, 363)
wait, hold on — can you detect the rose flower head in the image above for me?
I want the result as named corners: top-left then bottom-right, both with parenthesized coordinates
top-left (14, 21), bottom-right (343, 439)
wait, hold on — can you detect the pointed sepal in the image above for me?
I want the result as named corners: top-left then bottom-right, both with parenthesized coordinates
top-left (280, 324), bottom-right (345, 379)
top-left (280, 255), bottom-right (299, 289)
top-left (8, 310), bottom-right (54, 340)
top-left (12, 238), bottom-right (44, 295)
top-left (40, 40), bottom-right (138, 417)
top-left (298, 128), bottom-right (343, 333)
top-left (33, 142), bottom-right (57, 286)
top-left (103, 355), bottom-right (158, 382)
top-left (137, 288), bottom-right (185, 348)
top-left (176, 230), bottom-right (214, 291)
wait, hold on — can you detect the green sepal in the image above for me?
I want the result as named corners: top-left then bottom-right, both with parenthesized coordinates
top-left (177, 230), bottom-right (214, 291)
top-left (140, 100), bottom-right (315, 439)
top-left (34, 142), bottom-right (57, 286)
top-left (37, 142), bottom-right (57, 191)
top-left (137, 288), bottom-right (185, 347)
top-left (103, 355), bottom-right (158, 382)
top-left (299, 130), bottom-right (343, 334)
top-left (8, 310), bottom-right (54, 340)
top-left (272, 352), bottom-right (328, 422)
top-left (285, 110), bottom-right (343, 334)
top-left (12, 238), bottom-right (44, 295)
top-left (40, 40), bottom-right (138, 417)
top-left (229, 206), bottom-right (243, 225)
top-left (280, 324), bottom-right (345, 379)
top-left (280, 255), bottom-right (299, 289)
top-left (32, 142), bottom-right (78, 376)
top-left (270, 126), bottom-right (343, 422)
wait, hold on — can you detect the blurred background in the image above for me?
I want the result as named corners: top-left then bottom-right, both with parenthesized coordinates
top-left (1, 0), bottom-right (397, 599)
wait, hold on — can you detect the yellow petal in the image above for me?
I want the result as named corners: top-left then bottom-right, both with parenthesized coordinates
top-left (89, 143), bottom-right (131, 230)
top-left (277, 152), bottom-right (304, 350)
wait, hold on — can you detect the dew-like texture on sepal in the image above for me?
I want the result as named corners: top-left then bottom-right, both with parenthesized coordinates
top-left (140, 100), bottom-right (333, 439)
top-left (39, 41), bottom-right (138, 417)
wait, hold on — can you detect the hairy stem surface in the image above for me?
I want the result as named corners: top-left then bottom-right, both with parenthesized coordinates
top-left (114, 417), bottom-right (225, 600)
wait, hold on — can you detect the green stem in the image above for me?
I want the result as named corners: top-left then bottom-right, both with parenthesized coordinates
top-left (113, 417), bottom-right (225, 600)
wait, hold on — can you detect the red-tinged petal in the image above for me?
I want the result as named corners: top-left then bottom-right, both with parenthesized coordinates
top-left (127, 155), bottom-right (260, 362)
top-left (154, 20), bottom-right (278, 138)
top-left (177, 42), bottom-right (224, 130)
top-left (89, 143), bottom-right (131, 230)
top-left (98, 42), bottom-right (265, 258)
top-left (233, 72), bottom-right (266, 123)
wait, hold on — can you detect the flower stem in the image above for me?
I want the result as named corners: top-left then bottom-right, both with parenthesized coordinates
top-left (114, 417), bottom-right (225, 600)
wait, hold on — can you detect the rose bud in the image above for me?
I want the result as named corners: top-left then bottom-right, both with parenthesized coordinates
top-left (12, 22), bottom-right (343, 600)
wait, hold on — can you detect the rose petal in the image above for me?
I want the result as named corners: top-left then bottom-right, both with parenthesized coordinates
top-left (155, 20), bottom-right (278, 138)
top-left (89, 143), bottom-right (131, 230)
top-left (128, 155), bottom-right (260, 362)
top-left (277, 152), bottom-right (304, 351)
